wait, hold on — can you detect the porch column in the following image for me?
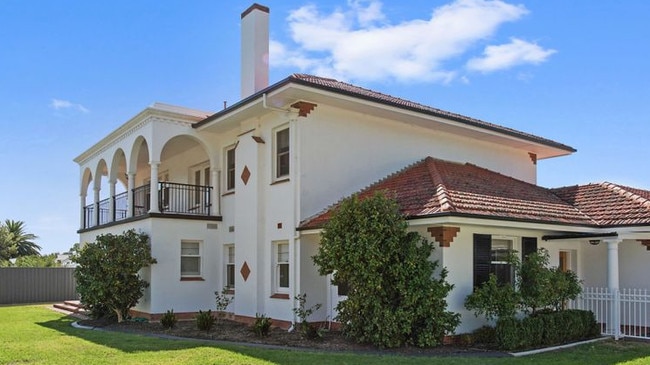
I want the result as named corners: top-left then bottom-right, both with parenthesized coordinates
top-left (605, 238), bottom-right (621, 290)
top-left (126, 173), bottom-right (135, 218)
top-left (108, 179), bottom-right (116, 222)
top-left (149, 161), bottom-right (160, 213)
top-left (211, 168), bottom-right (219, 216)
top-left (79, 193), bottom-right (86, 229)
top-left (93, 187), bottom-right (100, 226)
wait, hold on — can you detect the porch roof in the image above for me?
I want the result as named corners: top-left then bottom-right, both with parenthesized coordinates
top-left (298, 157), bottom-right (650, 230)
top-left (551, 183), bottom-right (650, 227)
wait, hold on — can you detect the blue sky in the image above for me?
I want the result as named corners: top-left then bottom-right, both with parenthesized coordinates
top-left (1, 0), bottom-right (649, 254)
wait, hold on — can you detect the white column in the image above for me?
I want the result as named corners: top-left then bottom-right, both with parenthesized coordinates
top-left (149, 161), bottom-right (160, 213)
top-left (605, 239), bottom-right (621, 290)
top-left (93, 187), bottom-right (100, 226)
top-left (605, 238), bottom-right (622, 340)
top-left (109, 179), bottom-right (116, 222)
top-left (211, 168), bottom-right (219, 216)
top-left (126, 173), bottom-right (135, 218)
top-left (79, 193), bottom-right (87, 229)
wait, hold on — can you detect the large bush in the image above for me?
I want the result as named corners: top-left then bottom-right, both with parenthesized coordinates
top-left (312, 192), bottom-right (460, 348)
top-left (72, 229), bottom-right (156, 322)
top-left (465, 248), bottom-right (582, 319)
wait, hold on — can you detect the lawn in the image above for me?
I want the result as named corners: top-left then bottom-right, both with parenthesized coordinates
top-left (1, 305), bottom-right (650, 365)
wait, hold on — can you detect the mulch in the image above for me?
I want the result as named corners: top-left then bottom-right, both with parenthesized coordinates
top-left (77, 317), bottom-right (508, 357)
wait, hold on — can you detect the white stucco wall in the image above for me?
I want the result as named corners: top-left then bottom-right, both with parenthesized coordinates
top-left (297, 105), bottom-right (537, 221)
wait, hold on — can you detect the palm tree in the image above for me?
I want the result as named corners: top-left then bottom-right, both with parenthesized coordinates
top-left (1, 220), bottom-right (40, 258)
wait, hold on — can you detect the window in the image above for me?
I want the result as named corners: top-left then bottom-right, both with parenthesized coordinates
top-left (274, 242), bottom-right (290, 292)
top-left (490, 238), bottom-right (513, 285)
top-left (191, 164), bottom-right (210, 206)
top-left (181, 241), bottom-right (201, 277)
top-left (473, 235), bottom-right (537, 288)
top-left (225, 245), bottom-right (235, 289)
top-left (226, 147), bottom-right (236, 191)
top-left (275, 127), bottom-right (290, 179)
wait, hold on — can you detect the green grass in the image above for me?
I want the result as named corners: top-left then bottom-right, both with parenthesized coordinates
top-left (1, 305), bottom-right (650, 364)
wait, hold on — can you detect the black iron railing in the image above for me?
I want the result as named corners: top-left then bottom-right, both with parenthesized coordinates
top-left (82, 182), bottom-right (212, 229)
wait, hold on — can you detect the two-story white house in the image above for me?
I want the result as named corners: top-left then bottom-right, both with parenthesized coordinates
top-left (75, 3), bottom-right (650, 334)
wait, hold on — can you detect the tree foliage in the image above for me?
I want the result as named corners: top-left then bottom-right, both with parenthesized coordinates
top-left (14, 254), bottom-right (60, 267)
top-left (72, 229), bottom-right (156, 322)
top-left (0, 219), bottom-right (40, 263)
top-left (312, 192), bottom-right (460, 348)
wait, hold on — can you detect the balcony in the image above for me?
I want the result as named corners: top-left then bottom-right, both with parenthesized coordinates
top-left (82, 182), bottom-right (215, 230)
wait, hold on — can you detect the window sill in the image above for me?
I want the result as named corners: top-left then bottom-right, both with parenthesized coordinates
top-left (270, 293), bottom-right (290, 300)
top-left (180, 277), bottom-right (204, 281)
top-left (270, 178), bottom-right (290, 186)
top-left (222, 191), bottom-right (235, 197)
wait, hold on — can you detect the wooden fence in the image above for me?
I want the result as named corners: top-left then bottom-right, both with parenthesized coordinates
top-left (0, 268), bottom-right (78, 304)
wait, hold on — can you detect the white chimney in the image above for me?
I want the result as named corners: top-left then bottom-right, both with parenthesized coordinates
top-left (241, 3), bottom-right (270, 99)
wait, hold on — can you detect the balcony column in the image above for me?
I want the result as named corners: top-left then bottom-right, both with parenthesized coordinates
top-left (126, 173), bottom-right (135, 218)
top-left (93, 186), bottom-right (100, 226)
top-left (149, 161), bottom-right (160, 213)
top-left (79, 193), bottom-right (87, 229)
top-left (211, 168), bottom-right (219, 216)
top-left (108, 179), bottom-right (116, 222)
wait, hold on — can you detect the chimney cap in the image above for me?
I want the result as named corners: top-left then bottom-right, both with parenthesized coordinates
top-left (241, 3), bottom-right (270, 19)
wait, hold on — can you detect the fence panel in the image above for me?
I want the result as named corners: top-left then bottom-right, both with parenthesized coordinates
top-left (0, 268), bottom-right (78, 304)
top-left (571, 287), bottom-right (650, 340)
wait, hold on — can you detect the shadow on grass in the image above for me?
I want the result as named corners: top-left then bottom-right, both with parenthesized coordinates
top-left (36, 314), bottom-right (650, 365)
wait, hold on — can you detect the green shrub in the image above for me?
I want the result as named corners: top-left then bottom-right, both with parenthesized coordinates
top-left (195, 310), bottom-right (216, 333)
top-left (471, 326), bottom-right (497, 347)
top-left (292, 293), bottom-right (324, 340)
top-left (312, 192), bottom-right (460, 348)
top-left (214, 288), bottom-right (234, 324)
top-left (495, 309), bottom-right (600, 350)
top-left (160, 309), bottom-right (177, 330)
top-left (464, 275), bottom-right (520, 321)
top-left (253, 313), bottom-right (272, 337)
top-left (72, 229), bottom-right (156, 323)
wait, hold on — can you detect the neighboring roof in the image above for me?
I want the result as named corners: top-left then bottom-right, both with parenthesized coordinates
top-left (299, 157), bottom-right (597, 230)
top-left (195, 74), bottom-right (575, 154)
top-left (551, 183), bottom-right (650, 227)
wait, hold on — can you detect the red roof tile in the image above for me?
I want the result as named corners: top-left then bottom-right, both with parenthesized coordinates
top-left (299, 157), bottom-right (597, 230)
top-left (196, 74), bottom-right (575, 153)
top-left (551, 183), bottom-right (650, 226)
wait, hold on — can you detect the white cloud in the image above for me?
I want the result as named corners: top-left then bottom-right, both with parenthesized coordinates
top-left (50, 98), bottom-right (89, 113)
top-left (271, 0), bottom-right (554, 83)
top-left (466, 38), bottom-right (557, 72)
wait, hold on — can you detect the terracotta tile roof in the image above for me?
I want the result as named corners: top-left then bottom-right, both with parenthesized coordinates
top-left (196, 74), bottom-right (575, 153)
top-left (289, 74), bottom-right (575, 153)
top-left (551, 183), bottom-right (650, 226)
top-left (299, 157), bottom-right (596, 230)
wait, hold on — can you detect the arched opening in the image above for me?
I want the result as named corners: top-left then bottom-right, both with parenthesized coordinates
top-left (159, 135), bottom-right (213, 215)
top-left (110, 148), bottom-right (128, 221)
top-left (130, 136), bottom-right (151, 216)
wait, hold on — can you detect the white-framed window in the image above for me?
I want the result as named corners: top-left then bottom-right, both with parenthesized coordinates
top-left (274, 127), bottom-right (290, 179)
top-left (273, 241), bottom-right (290, 293)
top-left (225, 146), bottom-right (236, 191)
top-left (181, 240), bottom-right (201, 277)
top-left (490, 237), bottom-right (515, 285)
top-left (225, 244), bottom-right (235, 289)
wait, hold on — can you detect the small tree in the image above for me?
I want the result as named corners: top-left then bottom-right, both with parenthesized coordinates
top-left (14, 254), bottom-right (60, 267)
top-left (72, 229), bottom-right (156, 322)
top-left (312, 192), bottom-right (460, 348)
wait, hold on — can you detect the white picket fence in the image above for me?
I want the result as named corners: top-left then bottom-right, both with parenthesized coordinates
top-left (570, 287), bottom-right (650, 340)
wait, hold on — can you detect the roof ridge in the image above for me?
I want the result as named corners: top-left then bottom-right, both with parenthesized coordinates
top-left (600, 181), bottom-right (650, 209)
top-left (424, 157), bottom-right (456, 212)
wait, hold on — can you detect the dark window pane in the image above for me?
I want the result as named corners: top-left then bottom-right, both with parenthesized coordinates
top-left (279, 263), bottom-right (289, 288)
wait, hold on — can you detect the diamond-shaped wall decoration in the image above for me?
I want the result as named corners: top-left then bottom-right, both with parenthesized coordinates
top-left (241, 166), bottom-right (251, 185)
top-left (240, 261), bottom-right (251, 282)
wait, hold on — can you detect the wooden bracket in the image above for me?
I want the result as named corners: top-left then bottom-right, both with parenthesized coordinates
top-left (291, 101), bottom-right (317, 117)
